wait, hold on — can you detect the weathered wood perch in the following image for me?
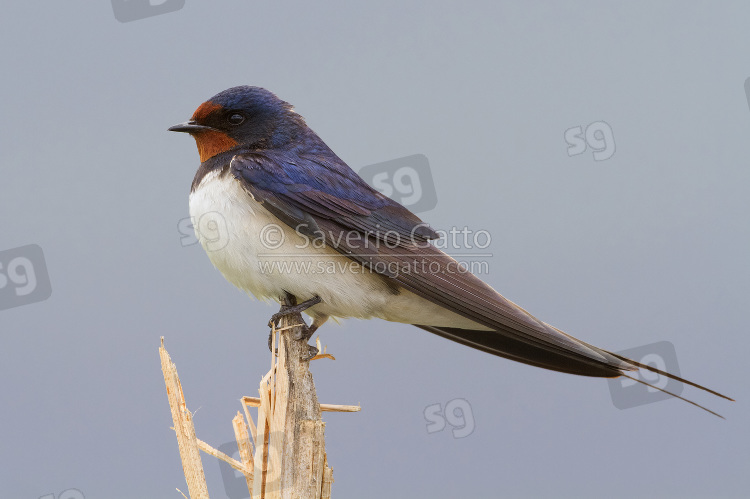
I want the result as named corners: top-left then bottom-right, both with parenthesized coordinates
top-left (160, 307), bottom-right (359, 498)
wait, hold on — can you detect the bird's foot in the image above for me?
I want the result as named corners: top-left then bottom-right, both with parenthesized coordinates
top-left (267, 294), bottom-right (322, 330)
top-left (301, 343), bottom-right (319, 362)
top-left (267, 293), bottom-right (322, 360)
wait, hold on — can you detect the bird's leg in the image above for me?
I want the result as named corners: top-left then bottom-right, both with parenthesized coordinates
top-left (267, 292), bottom-right (323, 359)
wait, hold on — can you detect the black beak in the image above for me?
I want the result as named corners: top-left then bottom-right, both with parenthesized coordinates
top-left (168, 121), bottom-right (216, 133)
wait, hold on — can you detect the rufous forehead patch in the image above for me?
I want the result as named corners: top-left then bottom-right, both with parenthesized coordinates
top-left (191, 101), bottom-right (222, 122)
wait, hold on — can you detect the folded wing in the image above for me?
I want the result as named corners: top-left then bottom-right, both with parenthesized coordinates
top-left (230, 150), bottom-right (731, 415)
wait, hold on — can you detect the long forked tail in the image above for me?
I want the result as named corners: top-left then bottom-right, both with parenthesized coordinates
top-left (606, 350), bottom-right (734, 419)
top-left (607, 350), bottom-right (734, 402)
top-left (620, 373), bottom-right (725, 418)
top-left (417, 325), bottom-right (734, 418)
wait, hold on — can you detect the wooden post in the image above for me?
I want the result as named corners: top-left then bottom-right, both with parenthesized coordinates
top-left (160, 310), bottom-right (359, 498)
top-left (276, 308), bottom-right (327, 498)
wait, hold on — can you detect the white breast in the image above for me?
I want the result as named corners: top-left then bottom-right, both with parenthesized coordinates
top-left (188, 169), bottom-right (487, 330)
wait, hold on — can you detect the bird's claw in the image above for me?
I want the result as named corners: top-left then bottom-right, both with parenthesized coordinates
top-left (301, 345), bottom-right (319, 362)
top-left (267, 294), bottom-right (322, 329)
top-left (267, 294), bottom-right (322, 359)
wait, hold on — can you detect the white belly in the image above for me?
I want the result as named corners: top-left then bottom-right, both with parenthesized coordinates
top-left (188, 169), bottom-right (487, 329)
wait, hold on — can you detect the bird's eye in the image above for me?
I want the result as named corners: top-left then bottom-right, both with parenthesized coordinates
top-left (228, 113), bottom-right (245, 125)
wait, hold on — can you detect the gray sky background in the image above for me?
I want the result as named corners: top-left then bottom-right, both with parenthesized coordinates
top-left (1, 2), bottom-right (748, 498)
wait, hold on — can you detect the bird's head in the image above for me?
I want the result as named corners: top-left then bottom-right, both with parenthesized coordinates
top-left (169, 86), bottom-right (305, 162)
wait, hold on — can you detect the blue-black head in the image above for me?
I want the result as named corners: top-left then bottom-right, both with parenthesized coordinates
top-left (169, 86), bottom-right (306, 162)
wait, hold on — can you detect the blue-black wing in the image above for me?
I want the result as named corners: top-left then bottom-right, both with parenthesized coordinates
top-left (229, 150), bottom-right (731, 414)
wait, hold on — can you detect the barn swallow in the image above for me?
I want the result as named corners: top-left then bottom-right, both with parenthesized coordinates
top-left (169, 86), bottom-right (732, 416)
